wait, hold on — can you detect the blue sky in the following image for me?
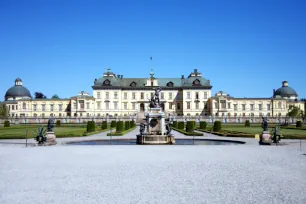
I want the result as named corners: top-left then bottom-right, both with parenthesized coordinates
top-left (1, 0), bottom-right (305, 99)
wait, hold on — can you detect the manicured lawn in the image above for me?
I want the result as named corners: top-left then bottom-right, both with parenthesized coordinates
top-left (0, 125), bottom-right (96, 139)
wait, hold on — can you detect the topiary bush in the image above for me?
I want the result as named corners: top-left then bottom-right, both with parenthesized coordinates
top-left (186, 121), bottom-right (194, 133)
top-left (116, 121), bottom-right (124, 132)
top-left (56, 120), bottom-right (61, 127)
top-left (4, 120), bottom-right (10, 127)
top-left (125, 121), bottom-right (130, 130)
top-left (178, 121), bottom-right (184, 130)
top-left (245, 120), bottom-right (250, 127)
top-left (130, 120), bottom-right (136, 128)
top-left (213, 121), bottom-right (222, 132)
top-left (87, 121), bottom-right (96, 133)
top-left (192, 121), bottom-right (196, 128)
top-left (200, 121), bottom-right (207, 130)
top-left (101, 121), bottom-right (108, 130)
top-left (111, 121), bottom-right (117, 128)
top-left (296, 121), bottom-right (302, 128)
top-left (172, 121), bottom-right (178, 128)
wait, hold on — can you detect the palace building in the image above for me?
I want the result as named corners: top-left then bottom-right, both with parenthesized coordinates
top-left (2, 69), bottom-right (304, 118)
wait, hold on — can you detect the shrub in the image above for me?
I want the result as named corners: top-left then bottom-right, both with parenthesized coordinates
top-left (125, 121), bottom-right (130, 130)
top-left (192, 121), bottom-right (196, 128)
top-left (116, 121), bottom-right (124, 132)
top-left (172, 121), bottom-right (178, 128)
top-left (213, 121), bottom-right (222, 132)
top-left (296, 121), bottom-right (302, 128)
top-left (186, 121), bottom-right (194, 133)
top-left (178, 121), bottom-right (184, 130)
top-left (245, 120), bottom-right (250, 127)
top-left (87, 121), bottom-right (96, 133)
top-left (101, 121), bottom-right (108, 130)
top-left (4, 120), bottom-right (10, 127)
top-left (56, 120), bottom-right (61, 127)
top-left (200, 121), bottom-right (207, 130)
top-left (111, 121), bottom-right (117, 128)
top-left (130, 120), bottom-right (136, 128)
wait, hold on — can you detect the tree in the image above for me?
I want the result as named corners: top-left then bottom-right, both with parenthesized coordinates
top-left (35, 92), bottom-right (47, 99)
top-left (287, 105), bottom-right (302, 118)
top-left (0, 103), bottom-right (8, 117)
top-left (51, 94), bottom-right (60, 99)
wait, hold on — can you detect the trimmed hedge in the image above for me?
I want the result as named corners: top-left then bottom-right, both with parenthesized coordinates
top-left (200, 121), bottom-right (207, 130)
top-left (178, 121), bottom-right (184, 130)
top-left (186, 121), bottom-right (194, 133)
top-left (56, 120), bottom-right (61, 127)
top-left (296, 121), bottom-right (302, 128)
top-left (101, 121), bottom-right (108, 130)
top-left (116, 121), bottom-right (124, 132)
top-left (172, 121), bottom-right (178, 128)
top-left (4, 120), bottom-right (10, 127)
top-left (245, 120), bottom-right (250, 127)
top-left (107, 126), bottom-right (136, 136)
top-left (130, 120), bottom-right (136, 128)
top-left (111, 121), bottom-right (117, 128)
top-left (213, 121), bottom-right (222, 132)
top-left (172, 127), bottom-right (203, 136)
top-left (125, 121), bottom-right (130, 130)
top-left (87, 121), bottom-right (96, 133)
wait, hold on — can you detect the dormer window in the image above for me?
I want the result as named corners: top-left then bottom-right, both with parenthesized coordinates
top-left (103, 79), bottom-right (111, 86)
top-left (130, 82), bottom-right (137, 87)
top-left (192, 79), bottom-right (201, 86)
top-left (167, 81), bottom-right (174, 87)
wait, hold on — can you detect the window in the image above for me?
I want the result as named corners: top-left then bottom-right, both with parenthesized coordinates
top-left (130, 82), bottom-right (136, 87)
top-left (220, 100), bottom-right (226, 109)
top-left (73, 103), bottom-right (77, 109)
top-left (177, 103), bottom-right (181, 110)
top-left (132, 92), bottom-right (136, 100)
top-left (195, 92), bottom-right (199, 99)
top-left (34, 113), bottom-right (37, 117)
top-left (132, 103), bottom-right (136, 110)
top-left (187, 102), bottom-right (191, 109)
top-left (161, 93), bottom-right (164, 100)
top-left (204, 92), bottom-right (207, 99)
top-left (97, 102), bottom-right (101, 110)
top-left (227, 103), bottom-right (231, 109)
top-left (169, 93), bottom-right (173, 100)
top-left (114, 102), bottom-right (118, 110)
top-left (141, 92), bottom-right (144, 99)
top-left (50, 104), bottom-right (54, 111)
top-left (258, 104), bottom-right (262, 111)
top-left (106, 92), bottom-right (109, 100)
top-left (86, 102), bottom-right (90, 109)
top-left (259, 113), bottom-right (263, 116)
top-left (59, 104), bottom-right (63, 111)
top-left (195, 102), bottom-right (199, 109)
top-left (42, 104), bottom-right (46, 111)
top-left (124, 103), bottom-right (127, 110)
top-left (59, 113), bottom-right (62, 117)
top-left (105, 102), bottom-right (109, 110)
top-left (151, 81), bottom-right (154, 86)
top-left (169, 103), bottom-right (172, 110)
top-left (124, 92), bottom-right (127, 99)
top-left (267, 104), bottom-right (271, 110)
top-left (12, 105), bottom-right (15, 110)
top-left (250, 104), bottom-right (254, 111)
top-left (87, 113), bottom-right (90, 117)
top-left (167, 82), bottom-right (174, 87)
top-left (114, 92), bottom-right (118, 99)
top-left (16, 105), bottom-right (18, 110)
top-left (215, 102), bottom-right (218, 109)
top-left (242, 104), bottom-right (246, 111)
top-left (33, 104), bottom-right (37, 111)
top-left (22, 102), bottom-right (26, 110)
top-left (278, 102), bottom-right (281, 109)
top-left (97, 92), bottom-right (101, 99)
top-left (187, 92), bottom-right (191, 99)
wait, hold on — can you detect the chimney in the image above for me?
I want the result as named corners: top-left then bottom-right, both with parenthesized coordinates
top-left (117, 75), bottom-right (120, 78)
top-left (181, 75), bottom-right (184, 79)
top-left (194, 69), bottom-right (197, 73)
top-left (121, 75), bottom-right (123, 78)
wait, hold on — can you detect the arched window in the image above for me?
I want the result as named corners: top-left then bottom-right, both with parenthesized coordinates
top-left (103, 79), bottom-right (111, 86)
top-left (192, 79), bottom-right (201, 86)
top-left (22, 102), bottom-right (26, 110)
top-left (130, 82), bottom-right (136, 87)
top-left (167, 81), bottom-right (174, 87)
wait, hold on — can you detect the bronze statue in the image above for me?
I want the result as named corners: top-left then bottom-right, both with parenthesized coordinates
top-left (261, 116), bottom-right (268, 131)
top-left (47, 119), bottom-right (54, 132)
top-left (166, 123), bottom-right (172, 135)
top-left (140, 123), bottom-right (146, 136)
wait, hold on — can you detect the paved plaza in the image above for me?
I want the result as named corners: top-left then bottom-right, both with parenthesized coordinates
top-left (1, 128), bottom-right (306, 204)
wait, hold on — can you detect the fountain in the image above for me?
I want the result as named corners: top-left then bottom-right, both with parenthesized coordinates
top-left (136, 87), bottom-right (175, 144)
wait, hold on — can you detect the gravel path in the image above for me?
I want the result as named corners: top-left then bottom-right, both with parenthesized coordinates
top-left (1, 128), bottom-right (306, 204)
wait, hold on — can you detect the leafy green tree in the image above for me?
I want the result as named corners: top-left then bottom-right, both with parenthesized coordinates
top-left (35, 92), bottom-right (47, 99)
top-left (0, 103), bottom-right (8, 117)
top-left (287, 105), bottom-right (302, 118)
top-left (51, 94), bottom-right (60, 99)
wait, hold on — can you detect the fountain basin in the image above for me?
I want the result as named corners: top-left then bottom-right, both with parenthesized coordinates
top-left (136, 135), bottom-right (175, 144)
